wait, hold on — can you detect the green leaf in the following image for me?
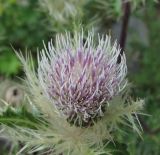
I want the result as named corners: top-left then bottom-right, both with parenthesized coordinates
top-left (0, 106), bottom-right (43, 129)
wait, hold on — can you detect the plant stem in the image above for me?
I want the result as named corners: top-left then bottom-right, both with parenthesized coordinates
top-left (117, 1), bottom-right (131, 64)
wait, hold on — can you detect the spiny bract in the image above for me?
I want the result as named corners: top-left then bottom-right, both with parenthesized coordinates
top-left (11, 30), bottom-right (143, 155)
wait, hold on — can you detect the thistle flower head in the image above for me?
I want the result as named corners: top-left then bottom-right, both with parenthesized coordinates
top-left (38, 31), bottom-right (127, 125)
top-left (2, 30), bottom-right (144, 155)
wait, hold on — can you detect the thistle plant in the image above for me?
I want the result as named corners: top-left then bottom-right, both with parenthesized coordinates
top-left (38, 0), bottom-right (151, 33)
top-left (39, 0), bottom-right (85, 24)
top-left (1, 30), bottom-right (144, 155)
top-left (39, 0), bottom-right (85, 32)
top-left (39, 0), bottom-right (121, 32)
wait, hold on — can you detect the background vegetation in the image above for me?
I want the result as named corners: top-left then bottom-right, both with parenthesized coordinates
top-left (0, 0), bottom-right (160, 154)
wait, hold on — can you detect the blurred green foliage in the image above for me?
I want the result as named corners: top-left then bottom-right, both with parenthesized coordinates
top-left (126, 2), bottom-right (160, 155)
top-left (0, 0), bottom-right (51, 76)
top-left (0, 0), bottom-right (160, 155)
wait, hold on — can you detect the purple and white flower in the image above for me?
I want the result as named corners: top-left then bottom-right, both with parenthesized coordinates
top-left (38, 31), bottom-right (127, 124)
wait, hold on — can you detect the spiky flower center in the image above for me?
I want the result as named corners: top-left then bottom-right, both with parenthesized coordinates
top-left (38, 32), bottom-right (127, 125)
